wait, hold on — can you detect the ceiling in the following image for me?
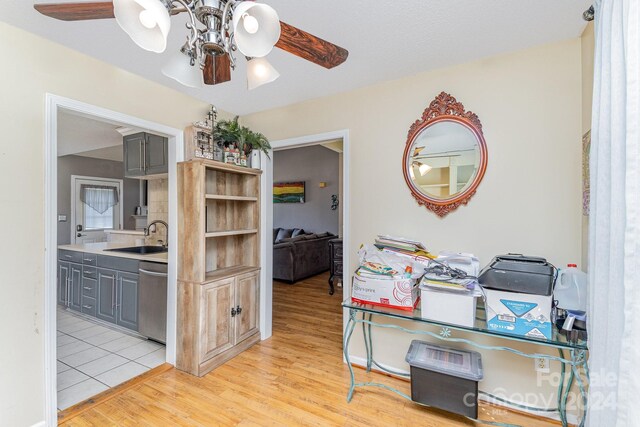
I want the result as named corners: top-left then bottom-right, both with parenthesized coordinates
top-left (3, 1), bottom-right (590, 116)
top-left (58, 110), bottom-right (139, 160)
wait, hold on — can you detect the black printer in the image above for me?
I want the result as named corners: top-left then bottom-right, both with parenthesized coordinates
top-left (478, 254), bottom-right (556, 296)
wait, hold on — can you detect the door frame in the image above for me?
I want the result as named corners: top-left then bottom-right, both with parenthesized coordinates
top-left (70, 175), bottom-right (124, 243)
top-left (259, 129), bottom-right (350, 340)
top-left (44, 94), bottom-right (184, 426)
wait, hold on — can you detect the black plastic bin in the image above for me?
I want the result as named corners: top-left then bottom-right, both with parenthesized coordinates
top-left (405, 340), bottom-right (483, 418)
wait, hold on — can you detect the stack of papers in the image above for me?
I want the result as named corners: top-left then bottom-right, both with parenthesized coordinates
top-left (374, 235), bottom-right (435, 260)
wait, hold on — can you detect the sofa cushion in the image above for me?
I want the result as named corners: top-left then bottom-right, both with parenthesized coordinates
top-left (316, 232), bottom-right (332, 238)
top-left (281, 235), bottom-right (306, 243)
top-left (275, 228), bottom-right (293, 243)
top-left (291, 228), bottom-right (305, 238)
top-left (303, 234), bottom-right (318, 240)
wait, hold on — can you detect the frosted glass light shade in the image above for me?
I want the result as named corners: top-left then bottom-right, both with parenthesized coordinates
top-left (232, 2), bottom-right (281, 58)
top-left (162, 50), bottom-right (203, 88)
top-left (114, 0), bottom-right (171, 53)
top-left (246, 57), bottom-right (279, 90)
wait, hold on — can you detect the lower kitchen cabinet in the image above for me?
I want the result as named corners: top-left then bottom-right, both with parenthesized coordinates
top-left (58, 250), bottom-right (140, 333)
top-left (57, 260), bottom-right (82, 312)
top-left (178, 268), bottom-right (260, 377)
top-left (96, 268), bottom-right (139, 331)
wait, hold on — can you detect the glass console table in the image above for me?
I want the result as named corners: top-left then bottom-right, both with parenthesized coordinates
top-left (342, 300), bottom-right (588, 427)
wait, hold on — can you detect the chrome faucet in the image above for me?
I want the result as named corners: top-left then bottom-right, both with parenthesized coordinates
top-left (145, 220), bottom-right (169, 248)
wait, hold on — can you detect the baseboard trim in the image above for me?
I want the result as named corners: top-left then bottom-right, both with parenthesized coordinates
top-left (30, 421), bottom-right (46, 427)
top-left (57, 363), bottom-right (173, 424)
top-left (347, 355), bottom-right (577, 426)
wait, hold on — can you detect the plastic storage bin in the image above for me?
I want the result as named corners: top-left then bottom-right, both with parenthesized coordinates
top-left (405, 340), bottom-right (483, 418)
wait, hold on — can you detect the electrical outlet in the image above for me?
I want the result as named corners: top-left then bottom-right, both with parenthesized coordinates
top-left (535, 357), bottom-right (550, 373)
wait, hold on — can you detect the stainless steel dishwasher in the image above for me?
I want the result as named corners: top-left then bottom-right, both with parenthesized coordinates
top-left (138, 261), bottom-right (168, 344)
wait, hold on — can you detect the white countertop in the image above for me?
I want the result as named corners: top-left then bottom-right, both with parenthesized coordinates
top-left (104, 230), bottom-right (145, 235)
top-left (58, 242), bottom-right (168, 264)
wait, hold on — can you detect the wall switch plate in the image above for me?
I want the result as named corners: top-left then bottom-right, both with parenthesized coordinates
top-left (535, 357), bottom-right (550, 373)
top-left (58, 215), bottom-right (67, 222)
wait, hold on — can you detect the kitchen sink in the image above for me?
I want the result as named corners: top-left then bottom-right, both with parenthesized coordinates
top-left (105, 246), bottom-right (168, 254)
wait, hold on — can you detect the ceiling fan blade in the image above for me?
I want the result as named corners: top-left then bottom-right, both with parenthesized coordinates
top-left (34, 2), bottom-right (115, 21)
top-left (203, 54), bottom-right (232, 86)
top-left (276, 22), bottom-right (348, 69)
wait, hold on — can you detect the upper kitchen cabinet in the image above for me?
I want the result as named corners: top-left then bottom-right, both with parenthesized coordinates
top-left (124, 132), bottom-right (168, 179)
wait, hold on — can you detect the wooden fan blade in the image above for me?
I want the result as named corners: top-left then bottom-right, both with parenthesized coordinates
top-left (203, 54), bottom-right (232, 85)
top-left (34, 2), bottom-right (115, 21)
top-left (276, 22), bottom-right (348, 69)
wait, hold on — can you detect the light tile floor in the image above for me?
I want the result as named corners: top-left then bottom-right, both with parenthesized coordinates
top-left (56, 307), bottom-right (165, 410)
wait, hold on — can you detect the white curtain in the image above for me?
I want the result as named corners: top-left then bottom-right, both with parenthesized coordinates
top-left (588, 0), bottom-right (640, 425)
top-left (80, 184), bottom-right (119, 214)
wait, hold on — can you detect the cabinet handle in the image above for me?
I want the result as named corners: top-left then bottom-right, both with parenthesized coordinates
top-left (236, 305), bottom-right (242, 315)
top-left (143, 140), bottom-right (147, 172)
top-left (83, 286), bottom-right (92, 290)
top-left (112, 278), bottom-right (118, 309)
top-left (231, 307), bottom-right (237, 317)
top-left (66, 277), bottom-right (71, 306)
top-left (83, 305), bottom-right (92, 309)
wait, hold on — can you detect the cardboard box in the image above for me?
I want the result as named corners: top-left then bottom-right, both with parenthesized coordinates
top-left (351, 274), bottom-right (419, 311)
top-left (484, 288), bottom-right (553, 340)
top-left (420, 286), bottom-right (478, 327)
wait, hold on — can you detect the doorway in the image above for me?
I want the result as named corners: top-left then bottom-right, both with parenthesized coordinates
top-left (44, 94), bottom-right (183, 424)
top-left (71, 176), bottom-right (123, 244)
top-left (259, 130), bottom-right (350, 340)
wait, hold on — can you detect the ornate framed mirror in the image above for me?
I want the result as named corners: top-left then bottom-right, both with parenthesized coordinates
top-left (402, 92), bottom-right (488, 217)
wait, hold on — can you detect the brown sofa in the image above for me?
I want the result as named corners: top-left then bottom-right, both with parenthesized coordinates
top-left (273, 228), bottom-right (336, 283)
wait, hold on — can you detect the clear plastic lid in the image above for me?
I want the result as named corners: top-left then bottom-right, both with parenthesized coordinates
top-left (405, 340), bottom-right (484, 381)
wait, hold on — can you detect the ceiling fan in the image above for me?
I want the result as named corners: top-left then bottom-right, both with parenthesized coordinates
top-left (34, 1), bottom-right (349, 90)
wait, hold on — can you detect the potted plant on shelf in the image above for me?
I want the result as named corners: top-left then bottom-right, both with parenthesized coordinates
top-left (213, 116), bottom-right (271, 168)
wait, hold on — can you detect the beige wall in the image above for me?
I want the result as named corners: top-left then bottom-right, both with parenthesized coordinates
top-left (0, 22), bottom-right (212, 426)
top-left (244, 39), bottom-right (584, 416)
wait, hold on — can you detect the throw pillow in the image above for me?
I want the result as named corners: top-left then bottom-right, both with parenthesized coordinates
top-left (273, 228), bottom-right (281, 244)
top-left (275, 228), bottom-right (293, 243)
top-left (291, 228), bottom-right (305, 238)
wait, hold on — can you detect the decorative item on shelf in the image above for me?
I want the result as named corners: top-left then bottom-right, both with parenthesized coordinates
top-left (274, 181), bottom-right (305, 203)
top-left (319, 182), bottom-right (327, 188)
top-left (331, 194), bottom-right (339, 210)
top-left (213, 116), bottom-right (271, 168)
top-left (189, 105), bottom-right (221, 161)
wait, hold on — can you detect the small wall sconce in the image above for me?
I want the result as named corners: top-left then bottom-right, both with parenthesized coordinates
top-left (319, 182), bottom-right (327, 188)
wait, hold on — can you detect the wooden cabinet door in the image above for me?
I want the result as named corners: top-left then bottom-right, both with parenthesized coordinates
top-left (68, 263), bottom-right (83, 312)
top-left (58, 262), bottom-right (69, 306)
top-left (200, 278), bottom-right (235, 362)
top-left (117, 272), bottom-right (139, 331)
top-left (235, 271), bottom-right (260, 343)
top-left (96, 268), bottom-right (117, 324)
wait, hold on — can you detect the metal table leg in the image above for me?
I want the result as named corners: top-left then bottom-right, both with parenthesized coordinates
top-left (343, 309), bottom-right (358, 402)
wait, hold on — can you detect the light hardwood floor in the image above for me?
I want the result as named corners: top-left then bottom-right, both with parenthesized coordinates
top-left (62, 272), bottom-right (557, 426)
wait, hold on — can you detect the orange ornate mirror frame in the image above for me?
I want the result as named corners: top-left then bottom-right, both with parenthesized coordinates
top-left (402, 92), bottom-right (488, 217)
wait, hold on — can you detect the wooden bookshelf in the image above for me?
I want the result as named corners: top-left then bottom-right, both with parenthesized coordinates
top-left (177, 159), bottom-right (262, 377)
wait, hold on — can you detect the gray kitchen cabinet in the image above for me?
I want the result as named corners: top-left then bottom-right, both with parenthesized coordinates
top-left (95, 267), bottom-right (139, 331)
top-left (96, 268), bottom-right (118, 324)
top-left (68, 263), bottom-right (83, 312)
top-left (58, 261), bottom-right (69, 306)
top-left (117, 272), bottom-right (139, 331)
top-left (124, 132), bottom-right (168, 178)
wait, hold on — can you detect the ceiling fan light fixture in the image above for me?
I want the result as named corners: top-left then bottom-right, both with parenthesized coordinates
top-left (161, 47), bottom-right (204, 88)
top-left (246, 57), bottom-right (280, 90)
top-left (232, 2), bottom-right (281, 58)
top-left (114, 0), bottom-right (171, 53)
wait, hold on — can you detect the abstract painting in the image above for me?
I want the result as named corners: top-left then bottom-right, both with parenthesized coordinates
top-left (274, 181), bottom-right (305, 203)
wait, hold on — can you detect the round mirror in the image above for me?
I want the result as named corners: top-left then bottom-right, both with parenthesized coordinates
top-left (403, 93), bottom-right (487, 216)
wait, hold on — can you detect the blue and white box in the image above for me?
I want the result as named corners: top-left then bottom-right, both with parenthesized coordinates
top-left (484, 289), bottom-right (553, 340)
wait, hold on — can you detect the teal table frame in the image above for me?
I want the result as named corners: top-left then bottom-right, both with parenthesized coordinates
top-left (343, 302), bottom-right (588, 427)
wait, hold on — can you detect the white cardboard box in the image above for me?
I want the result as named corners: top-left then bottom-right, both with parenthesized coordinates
top-left (420, 285), bottom-right (478, 327)
top-left (351, 274), bottom-right (419, 311)
top-left (484, 288), bottom-right (553, 340)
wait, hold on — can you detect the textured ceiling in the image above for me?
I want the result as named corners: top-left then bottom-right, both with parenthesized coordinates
top-left (3, 1), bottom-right (590, 115)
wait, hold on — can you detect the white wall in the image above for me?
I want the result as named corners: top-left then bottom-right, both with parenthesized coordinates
top-left (273, 145), bottom-right (340, 234)
top-left (244, 39), bottom-right (583, 415)
top-left (0, 22), bottom-right (212, 427)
